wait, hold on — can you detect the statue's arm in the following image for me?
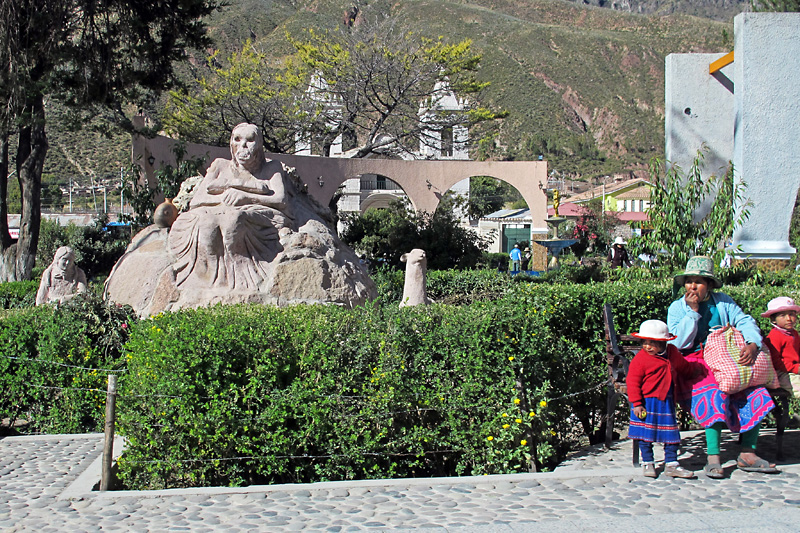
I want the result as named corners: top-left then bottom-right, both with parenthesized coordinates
top-left (76, 269), bottom-right (88, 293)
top-left (188, 161), bottom-right (225, 208)
top-left (226, 165), bottom-right (290, 210)
top-left (35, 268), bottom-right (51, 305)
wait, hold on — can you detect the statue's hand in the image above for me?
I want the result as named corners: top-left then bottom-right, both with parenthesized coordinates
top-left (221, 188), bottom-right (244, 206)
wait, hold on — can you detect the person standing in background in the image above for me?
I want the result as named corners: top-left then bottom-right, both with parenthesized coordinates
top-left (509, 244), bottom-right (522, 271)
top-left (608, 237), bottom-right (631, 268)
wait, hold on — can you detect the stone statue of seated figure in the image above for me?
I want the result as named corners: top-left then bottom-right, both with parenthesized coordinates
top-left (36, 246), bottom-right (88, 305)
top-left (168, 123), bottom-right (295, 291)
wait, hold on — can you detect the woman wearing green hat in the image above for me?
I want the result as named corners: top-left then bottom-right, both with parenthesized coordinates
top-left (667, 256), bottom-right (778, 478)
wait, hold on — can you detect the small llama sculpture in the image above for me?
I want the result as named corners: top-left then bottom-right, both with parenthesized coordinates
top-left (399, 248), bottom-right (432, 308)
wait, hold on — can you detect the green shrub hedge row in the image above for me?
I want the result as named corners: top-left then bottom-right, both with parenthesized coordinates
top-left (0, 294), bottom-right (136, 433)
top-left (0, 280), bottom-right (39, 309)
top-left (1, 276), bottom-right (798, 490)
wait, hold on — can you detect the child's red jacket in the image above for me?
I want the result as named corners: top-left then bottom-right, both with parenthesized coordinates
top-left (765, 327), bottom-right (800, 374)
top-left (626, 344), bottom-right (695, 408)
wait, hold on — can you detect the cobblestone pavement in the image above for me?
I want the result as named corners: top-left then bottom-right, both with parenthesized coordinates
top-left (1, 430), bottom-right (799, 532)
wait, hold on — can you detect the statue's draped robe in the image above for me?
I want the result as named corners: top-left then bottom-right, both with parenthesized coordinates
top-left (167, 158), bottom-right (294, 292)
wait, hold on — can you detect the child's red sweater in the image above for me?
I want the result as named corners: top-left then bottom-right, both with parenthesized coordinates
top-left (626, 344), bottom-right (695, 408)
top-left (765, 327), bottom-right (800, 374)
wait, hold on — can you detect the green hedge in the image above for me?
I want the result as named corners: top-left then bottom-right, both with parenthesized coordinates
top-left (0, 280), bottom-right (38, 309)
top-left (2, 276), bottom-right (798, 489)
top-left (0, 294), bottom-right (136, 433)
top-left (113, 280), bottom-right (706, 489)
top-left (116, 301), bottom-right (559, 489)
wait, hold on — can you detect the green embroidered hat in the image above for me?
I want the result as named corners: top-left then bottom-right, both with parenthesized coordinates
top-left (674, 255), bottom-right (723, 288)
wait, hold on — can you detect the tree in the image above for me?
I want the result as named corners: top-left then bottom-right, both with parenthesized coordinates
top-left (287, 14), bottom-right (505, 159)
top-left (340, 197), bottom-right (489, 270)
top-left (0, 0), bottom-right (222, 281)
top-left (164, 11), bottom-right (505, 159)
top-left (468, 177), bottom-right (511, 219)
top-left (163, 41), bottom-right (304, 153)
top-left (628, 153), bottom-right (750, 270)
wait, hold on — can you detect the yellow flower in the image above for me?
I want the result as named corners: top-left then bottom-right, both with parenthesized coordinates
top-left (539, 400), bottom-right (548, 408)
top-left (550, 430), bottom-right (556, 436)
top-left (514, 398), bottom-right (521, 405)
top-left (520, 439), bottom-right (527, 446)
top-left (502, 413), bottom-right (509, 417)
top-left (502, 424), bottom-right (510, 429)
top-left (508, 356), bottom-right (514, 361)
top-left (529, 411), bottom-right (536, 417)
top-left (515, 418), bottom-right (522, 424)
top-left (487, 436), bottom-right (494, 441)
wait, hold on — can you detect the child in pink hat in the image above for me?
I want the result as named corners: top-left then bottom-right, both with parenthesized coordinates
top-left (626, 319), bottom-right (699, 479)
top-left (763, 297), bottom-right (800, 398)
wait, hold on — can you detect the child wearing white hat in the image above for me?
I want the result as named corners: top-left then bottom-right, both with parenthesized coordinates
top-left (763, 297), bottom-right (800, 398)
top-left (627, 319), bottom-right (699, 479)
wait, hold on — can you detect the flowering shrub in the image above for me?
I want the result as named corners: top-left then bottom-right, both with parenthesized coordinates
top-left (116, 302), bottom-right (559, 489)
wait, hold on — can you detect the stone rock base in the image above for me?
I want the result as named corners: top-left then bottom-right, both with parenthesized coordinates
top-left (732, 258), bottom-right (792, 272)
top-left (104, 220), bottom-right (377, 316)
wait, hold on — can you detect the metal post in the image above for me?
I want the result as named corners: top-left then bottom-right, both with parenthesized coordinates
top-left (120, 168), bottom-right (124, 215)
top-left (100, 374), bottom-right (118, 491)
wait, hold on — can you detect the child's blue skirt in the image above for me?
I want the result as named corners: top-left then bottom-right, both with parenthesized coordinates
top-left (628, 391), bottom-right (681, 444)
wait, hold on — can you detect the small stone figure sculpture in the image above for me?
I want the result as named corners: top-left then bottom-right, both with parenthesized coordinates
top-left (399, 249), bottom-right (432, 308)
top-left (36, 246), bottom-right (88, 305)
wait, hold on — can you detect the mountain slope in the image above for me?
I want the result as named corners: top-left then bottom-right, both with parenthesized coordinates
top-left (198, 0), bottom-right (730, 178)
top-left (41, 0), bottom-right (733, 191)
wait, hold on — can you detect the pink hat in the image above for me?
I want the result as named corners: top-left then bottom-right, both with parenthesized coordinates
top-left (761, 297), bottom-right (800, 318)
top-left (631, 320), bottom-right (677, 341)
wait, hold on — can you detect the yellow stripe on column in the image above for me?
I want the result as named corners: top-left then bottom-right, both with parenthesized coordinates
top-left (709, 51), bottom-right (734, 74)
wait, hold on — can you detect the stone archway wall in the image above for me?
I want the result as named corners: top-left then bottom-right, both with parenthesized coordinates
top-left (132, 125), bottom-right (548, 234)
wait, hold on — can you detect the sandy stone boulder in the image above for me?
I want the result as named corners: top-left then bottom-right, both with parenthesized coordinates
top-left (104, 123), bottom-right (376, 316)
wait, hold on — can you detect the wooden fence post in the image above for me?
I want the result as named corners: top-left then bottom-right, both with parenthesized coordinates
top-left (100, 374), bottom-right (118, 491)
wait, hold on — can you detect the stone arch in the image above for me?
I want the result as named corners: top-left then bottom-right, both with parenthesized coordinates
top-left (360, 192), bottom-right (402, 212)
top-left (352, 173), bottom-right (408, 213)
top-left (132, 120), bottom-right (548, 238)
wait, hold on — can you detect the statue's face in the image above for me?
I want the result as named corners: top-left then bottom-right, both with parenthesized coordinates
top-left (54, 252), bottom-right (73, 274)
top-left (230, 125), bottom-right (262, 169)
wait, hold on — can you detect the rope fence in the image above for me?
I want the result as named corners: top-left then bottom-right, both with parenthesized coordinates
top-left (4, 353), bottom-right (613, 488)
top-left (4, 354), bottom-right (127, 373)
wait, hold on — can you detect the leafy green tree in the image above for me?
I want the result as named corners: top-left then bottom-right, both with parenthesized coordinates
top-left (341, 198), bottom-right (488, 270)
top-left (0, 0), bottom-right (222, 281)
top-left (288, 14), bottom-right (505, 159)
top-left (629, 153), bottom-right (750, 270)
top-left (468, 177), bottom-right (511, 219)
top-left (167, 11), bottom-right (505, 159)
top-left (163, 41), bottom-right (303, 153)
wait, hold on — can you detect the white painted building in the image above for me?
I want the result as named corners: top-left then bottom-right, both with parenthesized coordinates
top-left (296, 77), bottom-right (471, 221)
